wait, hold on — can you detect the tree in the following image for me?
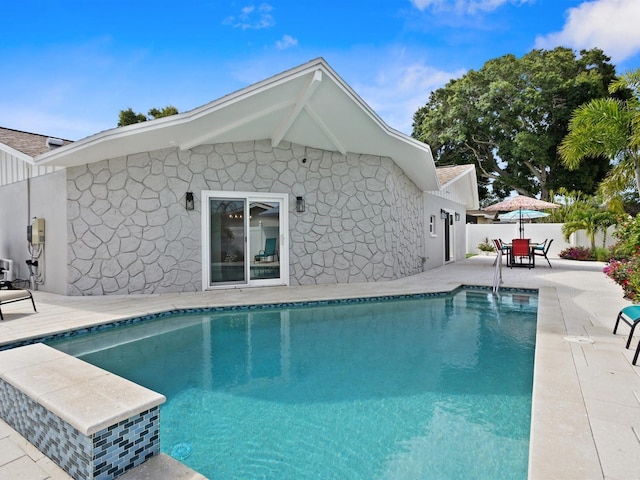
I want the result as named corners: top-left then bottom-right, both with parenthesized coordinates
top-left (412, 47), bottom-right (616, 202)
top-left (556, 190), bottom-right (623, 251)
top-left (559, 69), bottom-right (640, 198)
top-left (117, 105), bottom-right (179, 127)
top-left (118, 108), bottom-right (147, 127)
top-left (148, 106), bottom-right (179, 119)
top-left (562, 207), bottom-right (618, 251)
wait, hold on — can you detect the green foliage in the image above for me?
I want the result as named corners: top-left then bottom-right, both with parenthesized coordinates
top-left (549, 189), bottom-right (622, 249)
top-left (604, 253), bottom-right (640, 302)
top-left (477, 237), bottom-right (494, 252)
top-left (118, 108), bottom-right (147, 127)
top-left (117, 105), bottom-right (179, 126)
top-left (611, 215), bottom-right (640, 257)
top-left (412, 47), bottom-right (616, 202)
top-left (559, 246), bottom-right (594, 261)
top-left (594, 247), bottom-right (612, 262)
top-left (560, 68), bottom-right (640, 198)
top-left (603, 214), bottom-right (640, 302)
top-left (148, 106), bottom-right (179, 119)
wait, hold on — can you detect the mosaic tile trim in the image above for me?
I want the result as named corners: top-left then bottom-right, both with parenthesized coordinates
top-left (0, 379), bottom-right (92, 479)
top-left (0, 285), bottom-right (539, 351)
top-left (0, 378), bottom-right (160, 480)
top-left (92, 407), bottom-right (160, 480)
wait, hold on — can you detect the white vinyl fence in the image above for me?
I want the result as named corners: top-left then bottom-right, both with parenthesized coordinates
top-left (466, 223), bottom-right (617, 257)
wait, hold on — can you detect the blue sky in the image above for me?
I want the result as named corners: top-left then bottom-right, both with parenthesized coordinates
top-left (2, 0), bottom-right (640, 140)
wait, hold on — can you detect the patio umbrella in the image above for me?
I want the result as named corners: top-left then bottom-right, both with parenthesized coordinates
top-left (498, 209), bottom-right (550, 222)
top-left (484, 195), bottom-right (559, 237)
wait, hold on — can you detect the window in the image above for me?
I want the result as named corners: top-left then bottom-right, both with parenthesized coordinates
top-left (429, 215), bottom-right (436, 236)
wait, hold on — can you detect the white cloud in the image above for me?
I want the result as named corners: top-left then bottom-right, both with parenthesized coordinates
top-left (275, 34), bottom-right (298, 50)
top-left (535, 0), bottom-right (640, 63)
top-left (224, 3), bottom-right (275, 30)
top-left (411, 0), bottom-right (532, 14)
top-left (355, 59), bottom-right (465, 135)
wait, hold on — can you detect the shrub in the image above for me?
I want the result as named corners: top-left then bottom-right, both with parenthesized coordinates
top-left (559, 246), bottom-right (593, 261)
top-left (594, 246), bottom-right (613, 262)
top-left (612, 215), bottom-right (640, 257)
top-left (477, 237), bottom-right (495, 252)
top-left (603, 251), bottom-right (640, 302)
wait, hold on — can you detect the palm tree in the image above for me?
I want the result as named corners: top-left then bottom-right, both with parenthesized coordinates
top-left (559, 69), bottom-right (640, 198)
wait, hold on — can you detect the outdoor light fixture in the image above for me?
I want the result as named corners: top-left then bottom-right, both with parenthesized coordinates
top-left (185, 192), bottom-right (194, 211)
top-left (440, 209), bottom-right (448, 220)
top-left (296, 196), bottom-right (305, 213)
top-left (455, 212), bottom-right (461, 221)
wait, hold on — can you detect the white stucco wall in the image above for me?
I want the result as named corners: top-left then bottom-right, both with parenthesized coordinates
top-left (423, 194), bottom-right (466, 270)
top-left (466, 223), bottom-right (618, 258)
top-left (0, 170), bottom-right (67, 293)
top-left (0, 180), bottom-right (29, 279)
top-left (30, 170), bottom-right (68, 294)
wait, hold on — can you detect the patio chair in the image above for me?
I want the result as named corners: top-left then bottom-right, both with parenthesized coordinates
top-left (509, 238), bottom-right (534, 269)
top-left (492, 239), bottom-right (508, 266)
top-left (254, 237), bottom-right (278, 262)
top-left (533, 239), bottom-right (553, 268)
top-left (0, 288), bottom-right (37, 320)
top-left (614, 305), bottom-right (640, 351)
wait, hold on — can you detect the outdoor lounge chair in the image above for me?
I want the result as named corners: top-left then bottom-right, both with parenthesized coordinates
top-left (614, 305), bottom-right (640, 350)
top-left (254, 237), bottom-right (278, 262)
top-left (0, 288), bottom-right (37, 320)
top-left (533, 239), bottom-right (553, 268)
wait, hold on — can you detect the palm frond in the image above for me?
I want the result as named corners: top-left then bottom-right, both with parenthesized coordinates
top-left (560, 98), bottom-right (632, 168)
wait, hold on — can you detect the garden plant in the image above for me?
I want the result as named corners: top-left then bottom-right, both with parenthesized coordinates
top-left (603, 215), bottom-right (640, 301)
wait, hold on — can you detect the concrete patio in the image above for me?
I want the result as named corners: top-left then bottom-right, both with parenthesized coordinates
top-left (0, 255), bottom-right (637, 479)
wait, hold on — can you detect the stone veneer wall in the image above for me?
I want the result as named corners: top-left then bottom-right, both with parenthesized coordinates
top-left (66, 139), bottom-right (424, 295)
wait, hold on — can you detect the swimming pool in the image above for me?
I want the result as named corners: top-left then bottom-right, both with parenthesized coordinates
top-left (48, 288), bottom-right (537, 479)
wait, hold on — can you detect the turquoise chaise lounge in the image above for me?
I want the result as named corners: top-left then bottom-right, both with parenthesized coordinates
top-left (254, 237), bottom-right (278, 262)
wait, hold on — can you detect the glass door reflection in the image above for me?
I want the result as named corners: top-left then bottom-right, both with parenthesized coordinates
top-left (209, 198), bottom-right (246, 285)
top-left (249, 201), bottom-right (280, 281)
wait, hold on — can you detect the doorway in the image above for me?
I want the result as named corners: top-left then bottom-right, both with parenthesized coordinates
top-left (444, 211), bottom-right (455, 263)
top-left (202, 191), bottom-right (289, 289)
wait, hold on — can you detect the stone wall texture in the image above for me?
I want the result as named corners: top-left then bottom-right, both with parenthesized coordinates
top-left (66, 139), bottom-right (424, 295)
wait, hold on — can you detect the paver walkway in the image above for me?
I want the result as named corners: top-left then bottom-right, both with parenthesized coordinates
top-left (0, 256), bottom-right (636, 479)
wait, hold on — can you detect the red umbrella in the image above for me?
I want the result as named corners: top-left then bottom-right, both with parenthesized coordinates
top-left (484, 195), bottom-right (559, 238)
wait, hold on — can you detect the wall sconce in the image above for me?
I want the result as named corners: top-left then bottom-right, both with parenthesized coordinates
top-left (455, 212), bottom-right (461, 221)
top-left (185, 192), bottom-right (194, 211)
top-left (440, 209), bottom-right (448, 220)
top-left (296, 196), bottom-right (305, 213)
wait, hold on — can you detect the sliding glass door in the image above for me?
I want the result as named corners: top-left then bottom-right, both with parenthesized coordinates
top-left (203, 192), bottom-right (288, 289)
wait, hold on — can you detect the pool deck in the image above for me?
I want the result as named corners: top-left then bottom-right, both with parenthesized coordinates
top-left (0, 255), bottom-right (637, 479)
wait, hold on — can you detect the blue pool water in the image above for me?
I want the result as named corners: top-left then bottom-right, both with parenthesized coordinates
top-left (48, 289), bottom-right (537, 479)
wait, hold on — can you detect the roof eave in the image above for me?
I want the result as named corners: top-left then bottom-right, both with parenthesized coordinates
top-left (33, 57), bottom-right (439, 191)
top-left (0, 143), bottom-right (35, 165)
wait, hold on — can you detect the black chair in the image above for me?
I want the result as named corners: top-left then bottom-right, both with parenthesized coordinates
top-left (533, 239), bottom-right (553, 268)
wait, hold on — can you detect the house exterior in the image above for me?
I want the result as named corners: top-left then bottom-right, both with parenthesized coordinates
top-left (0, 58), bottom-right (478, 296)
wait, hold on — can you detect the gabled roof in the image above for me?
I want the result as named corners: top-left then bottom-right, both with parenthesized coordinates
top-left (433, 164), bottom-right (480, 210)
top-left (0, 127), bottom-right (72, 163)
top-left (436, 164), bottom-right (474, 188)
top-left (32, 58), bottom-right (439, 191)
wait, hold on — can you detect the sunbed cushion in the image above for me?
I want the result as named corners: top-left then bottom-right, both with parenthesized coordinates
top-left (0, 289), bottom-right (32, 302)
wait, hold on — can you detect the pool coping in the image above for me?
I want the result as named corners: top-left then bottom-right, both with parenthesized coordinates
top-left (0, 284), bottom-right (538, 351)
